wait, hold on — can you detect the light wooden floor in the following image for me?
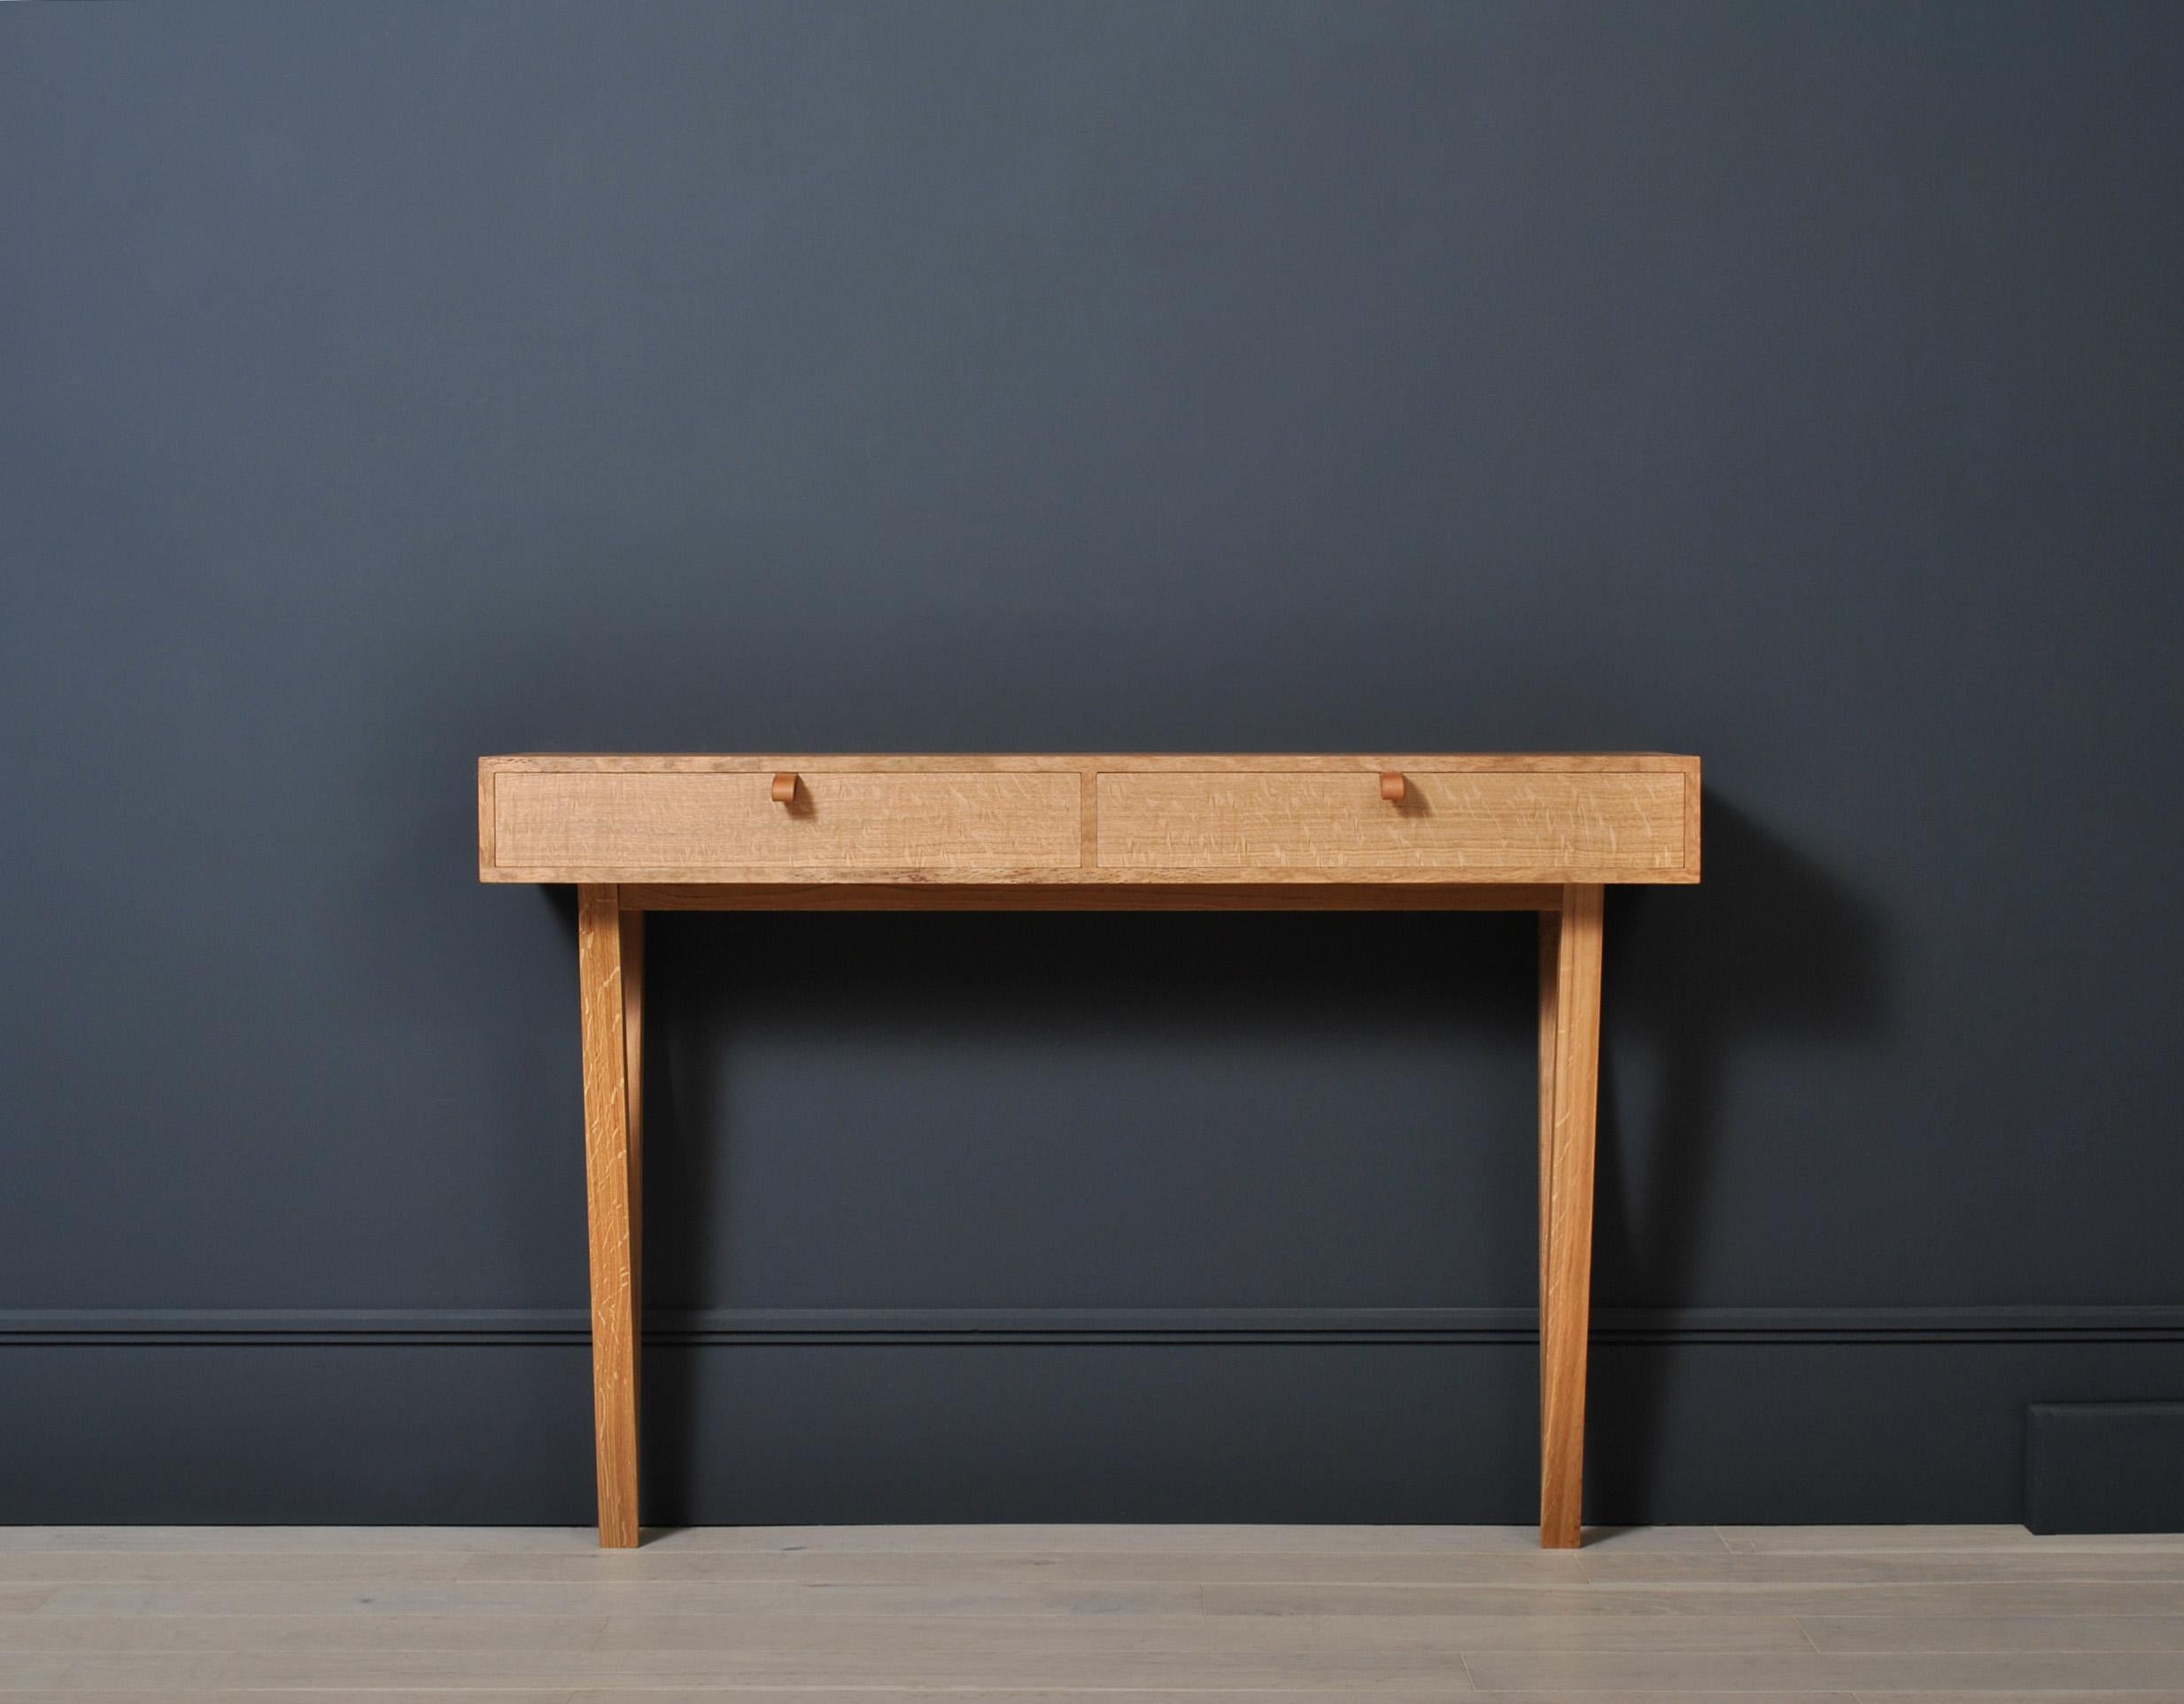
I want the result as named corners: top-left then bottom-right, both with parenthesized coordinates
top-left (4, 1525), bottom-right (2184, 1700)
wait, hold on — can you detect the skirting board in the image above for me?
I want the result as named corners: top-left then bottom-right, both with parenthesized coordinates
top-left (4, 1308), bottom-right (2182, 1528)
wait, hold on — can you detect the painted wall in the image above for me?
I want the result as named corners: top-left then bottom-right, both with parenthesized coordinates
top-left (4, 0), bottom-right (2180, 1522)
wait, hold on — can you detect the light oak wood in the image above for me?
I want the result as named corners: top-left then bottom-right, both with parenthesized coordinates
top-left (1584, 1548), bottom-right (2184, 1584)
top-left (485, 752), bottom-right (1700, 772)
top-left (1097, 771), bottom-right (1684, 875)
top-left (480, 755), bottom-right (1700, 887)
top-left (1722, 1523), bottom-right (2141, 1552)
top-left (1541, 883), bottom-right (1604, 1549)
top-left (1802, 1614), bottom-right (2184, 1652)
top-left (577, 886), bottom-right (640, 1549)
top-left (1462, 1647), bottom-right (2184, 1693)
top-left (431, 1550), bottom-right (1593, 1586)
top-left (494, 770), bottom-right (1081, 878)
top-left (8, 1525), bottom-right (2184, 1698)
top-left (568, 1608), bottom-right (1816, 1650)
top-left (1211, 1581), bottom-right (2184, 1617)
top-left (480, 755), bottom-right (1699, 1549)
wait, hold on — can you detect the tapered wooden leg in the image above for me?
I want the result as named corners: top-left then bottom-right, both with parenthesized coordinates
top-left (1539, 883), bottom-right (1604, 1549)
top-left (577, 885), bottom-right (641, 1548)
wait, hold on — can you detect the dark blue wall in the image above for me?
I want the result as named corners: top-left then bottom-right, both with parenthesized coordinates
top-left (4, 0), bottom-right (2181, 1523)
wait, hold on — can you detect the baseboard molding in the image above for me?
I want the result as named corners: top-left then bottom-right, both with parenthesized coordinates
top-left (6, 1305), bottom-right (2182, 1347)
top-left (4, 1306), bottom-right (2181, 1525)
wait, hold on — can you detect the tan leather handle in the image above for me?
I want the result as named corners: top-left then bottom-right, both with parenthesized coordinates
top-left (771, 771), bottom-right (799, 804)
top-left (1380, 771), bottom-right (1406, 803)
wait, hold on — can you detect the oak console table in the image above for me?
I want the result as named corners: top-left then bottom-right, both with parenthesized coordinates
top-left (478, 753), bottom-right (1701, 1548)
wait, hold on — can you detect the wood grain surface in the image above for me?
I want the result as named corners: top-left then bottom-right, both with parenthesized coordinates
top-left (495, 771), bottom-right (1081, 877)
top-left (576, 886), bottom-right (640, 1549)
top-left (1540, 884), bottom-right (1605, 1550)
top-left (1096, 771), bottom-right (1685, 874)
top-left (4, 1524), bottom-right (2183, 1696)
top-left (480, 755), bottom-right (1700, 889)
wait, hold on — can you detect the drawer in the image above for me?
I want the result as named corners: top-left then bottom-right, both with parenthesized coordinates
top-left (492, 770), bottom-right (1082, 876)
top-left (1096, 770), bottom-right (1687, 874)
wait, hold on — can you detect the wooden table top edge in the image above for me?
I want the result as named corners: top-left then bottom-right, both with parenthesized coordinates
top-left (481, 751), bottom-right (1702, 774)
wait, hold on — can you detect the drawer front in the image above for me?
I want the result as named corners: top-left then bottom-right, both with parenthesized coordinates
top-left (493, 771), bottom-right (1081, 875)
top-left (1096, 771), bottom-right (1686, 874)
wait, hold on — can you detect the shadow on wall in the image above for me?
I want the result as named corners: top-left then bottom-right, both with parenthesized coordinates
top-left (623, 897), bottom-right (1539, 1520)
top-left (1588, 794), bottom-right (1894, 1521)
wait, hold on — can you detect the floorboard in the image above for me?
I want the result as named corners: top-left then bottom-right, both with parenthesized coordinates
top-left (0, 1526), bottom-right (2181, 1695)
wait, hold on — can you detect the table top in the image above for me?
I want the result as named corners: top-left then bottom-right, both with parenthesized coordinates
top-left (483, 752), bottom-right (1698, 771)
